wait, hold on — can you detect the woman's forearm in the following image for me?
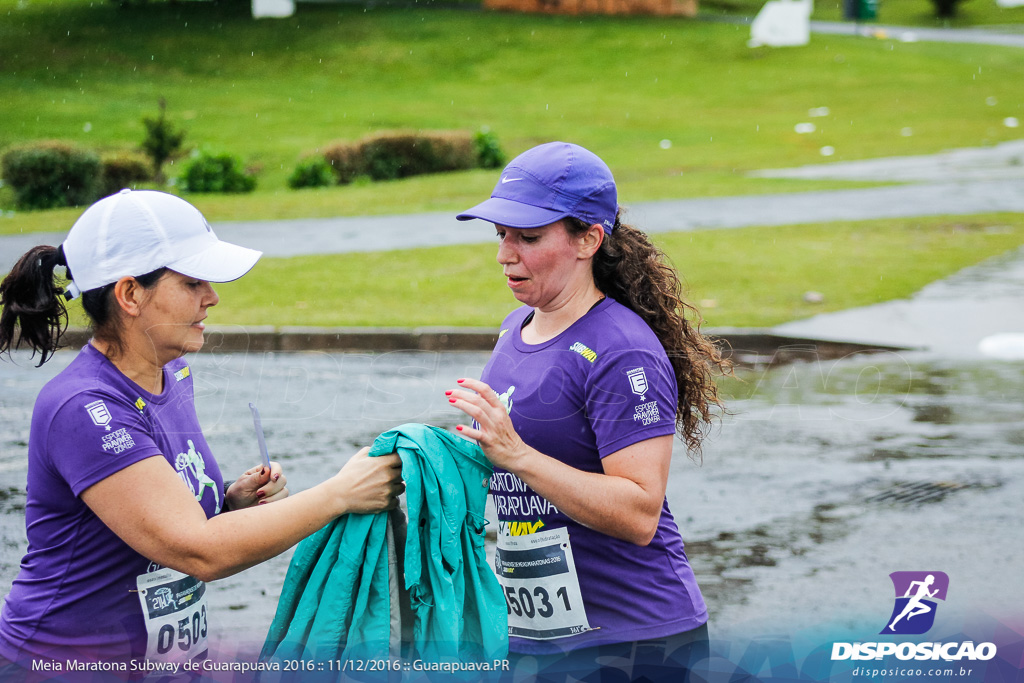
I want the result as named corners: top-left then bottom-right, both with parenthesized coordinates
top-left (183, 478), bottom-right (346, 581)
top-left (508, 446), bottom-right (664, 546)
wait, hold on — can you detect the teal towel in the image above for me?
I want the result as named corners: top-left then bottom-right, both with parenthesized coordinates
top-left (261, 424), bottom-right (507, 666)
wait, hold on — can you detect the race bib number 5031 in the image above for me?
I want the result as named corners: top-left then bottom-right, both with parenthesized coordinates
top-left (496, 527), bottom-right (592, 640)
top-left (136, 568), bottom-right (209, 662)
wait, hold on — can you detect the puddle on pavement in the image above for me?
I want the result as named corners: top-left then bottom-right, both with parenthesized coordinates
top-left (0, 348), bottom-right (1021, 644)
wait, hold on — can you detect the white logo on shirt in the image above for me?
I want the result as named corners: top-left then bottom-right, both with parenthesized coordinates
top-left (498, 385), bottom-right (516, 414)
top-left (174, 439), bottom-right (221, 513)
top-left (634, 401), bottom-right (661, 426)
top-left (626, 367), bottom-right (648, 401)
top-left (102, 427), bottom-right (136, 454)
top-left (501, 176), bottom-right (524, 184)
top-left (84, 400), bottom-right (112, 431)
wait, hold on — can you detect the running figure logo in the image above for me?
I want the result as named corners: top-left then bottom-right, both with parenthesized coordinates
top-left (498, 386), bottom-right (515, 414)
top-left (881, 571), bottom-right (949, 635)
top-left (174, 439), bottom-right (221, 513)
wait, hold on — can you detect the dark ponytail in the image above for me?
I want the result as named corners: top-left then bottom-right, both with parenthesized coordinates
top-left (0, 245), bottom-right (70, 367)
top-left (567, 214), bottom-right (731, 459)
top-left (1, 245), bottom-right (168, 366)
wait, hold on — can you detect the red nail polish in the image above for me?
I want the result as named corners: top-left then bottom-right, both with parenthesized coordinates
top-left (456, 425), bottom-right (463, 431)
top-left (449, 398), bottom-right (456, 403)
top-left (457, 379), bottom-right (464, 383)
top-left (258, 500), bottom-right (267, 506)
top-left (274, 474), bottom-right (281, 482)
top-left (257, 490), bottom-right (266, 498)
top-left (445, 390), bottom-right (452, 396)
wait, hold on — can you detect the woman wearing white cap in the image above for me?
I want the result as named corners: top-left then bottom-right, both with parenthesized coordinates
top-left (447, 143), bottom-right (728, 680)
top-left (0, 190), bottom-right (403, 670)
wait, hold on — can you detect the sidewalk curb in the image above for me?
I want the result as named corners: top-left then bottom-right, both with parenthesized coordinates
top-left (57, 326), bottom-right (915, 365)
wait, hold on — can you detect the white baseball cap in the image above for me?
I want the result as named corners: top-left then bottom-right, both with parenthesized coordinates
top-left (62, 189), bottom-right (261, 296)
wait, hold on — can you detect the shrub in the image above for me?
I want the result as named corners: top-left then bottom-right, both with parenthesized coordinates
top-left (141, 98), bottom-right (187, 185)
top-left (0, 141), bottom-right (101, 210)
top-left (323, 143), bottom-right (365, 185)
top-left (424, 132), bottom-right (479, 173)
top-left (98, 152), bottom-right (152, 197)
top-left (322, 131), bottom-right (481, 185)
top-left (287, 156), bottom-right (335, 189)
top-left (473, 129), bottom-right (506, 169)
top-left (181, 152), bottom-right (256, 193)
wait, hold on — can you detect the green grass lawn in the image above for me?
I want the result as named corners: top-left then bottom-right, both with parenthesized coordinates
top-left (59, 213), bottom-right (1021, 329)
top-left (1, 0), bottom-right (1022, 234)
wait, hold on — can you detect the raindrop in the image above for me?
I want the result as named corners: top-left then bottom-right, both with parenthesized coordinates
top-left (659, 139), bottom-right (672, 150)
top-left (794, 123), bottom-right (816, 134)
top-left (820, 146), bottom-right (835, 157)
top-left (986, 96), bottom-right (997, 106)
top-left (900, 127), bottom-right (913, 137)
top-left (83, 122), bottom-right (92, 132)
top-left (1005, 117), bottom-right (1020, 129)
top-left (808, 107), bottom-right (830, 117)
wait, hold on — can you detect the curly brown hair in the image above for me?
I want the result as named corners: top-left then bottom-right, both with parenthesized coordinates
top-left (565, 214), bottom-right (731, 459)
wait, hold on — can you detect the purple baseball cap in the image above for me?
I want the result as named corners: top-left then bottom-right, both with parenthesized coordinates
top-left (456, 141), bottom-right (619, 233)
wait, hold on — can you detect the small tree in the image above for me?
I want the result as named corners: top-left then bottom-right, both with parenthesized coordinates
top-left (141, 98), bottom-right (186, 185)
top-left (931, 0), bottom-right (960, 18)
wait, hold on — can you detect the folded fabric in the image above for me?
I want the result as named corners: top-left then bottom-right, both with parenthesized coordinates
top-left (261, 423), bottom-right (507, 668)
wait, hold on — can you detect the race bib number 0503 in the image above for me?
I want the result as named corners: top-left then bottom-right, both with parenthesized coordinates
top-left (495, 527), bottom-right (592, 640)
top-left (136, 568), bottom-right (209, 662)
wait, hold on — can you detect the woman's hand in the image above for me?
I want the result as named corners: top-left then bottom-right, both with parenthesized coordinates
top-left (447, 377), bottom-right (529, 471)
top-left (224, 461), bottom-right (289, 511)
top-left (332, 448), bottom-right (405, 515)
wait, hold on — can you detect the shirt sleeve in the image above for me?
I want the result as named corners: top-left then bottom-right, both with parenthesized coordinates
top-left (45, 391), bottom-right (165, 497)
top-left (585, 347), bottom-right (678, 458)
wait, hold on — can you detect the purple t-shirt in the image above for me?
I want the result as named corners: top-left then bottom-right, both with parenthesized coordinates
top-left (0, 343), bottom-right (223, 663)
top-left (482, 298), bottom-right (708, 654)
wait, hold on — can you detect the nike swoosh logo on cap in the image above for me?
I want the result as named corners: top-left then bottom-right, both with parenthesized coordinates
top-left (501, 176), bottom-right (524, 184)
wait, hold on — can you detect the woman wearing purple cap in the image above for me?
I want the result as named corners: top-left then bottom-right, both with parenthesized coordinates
top-left (448, 142), bottom-right (728, 680)
top-left (0, 190), bottom-right (403, 672)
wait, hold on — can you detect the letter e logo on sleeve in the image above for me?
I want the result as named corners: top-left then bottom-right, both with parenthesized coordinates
top-left (84, 400), bottom-right (113, 431)
top-left (626, 367), bottom-right (648, 401)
